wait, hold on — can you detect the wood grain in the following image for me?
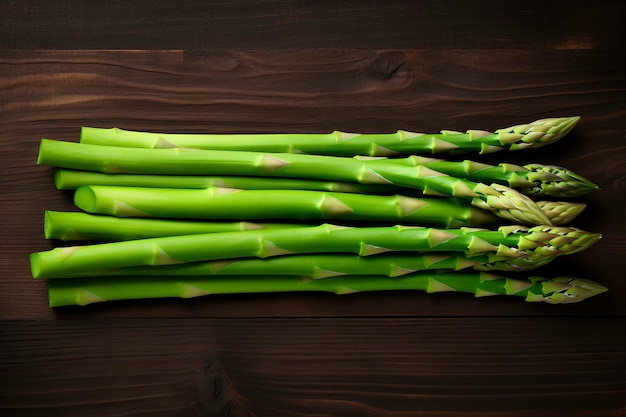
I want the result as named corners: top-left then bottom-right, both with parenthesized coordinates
top-left (1, 318), bottom-right (625, 416)
top-left (2, 3), bottom-right (625, 415)
top-left (1, 0), bottom-right (625, 50)
top-left (1, 49), bottom-right (624, 318)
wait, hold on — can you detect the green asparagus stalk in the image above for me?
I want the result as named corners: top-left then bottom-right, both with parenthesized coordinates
top-left (73, 185), bottom-right (500, 228)
top-left (37, 140), bottom-right (551, 225)
top-left (72, 185), bottom-right (581, 227)
top-left (43, 210), bottom-right (304, 241)
top-left (46, 272), bottom-right (608, 307)
top-left (30, 224), bottom-right (601, 279)
top-left (54, 163), bottom-right (597, 200)
top-left (56, 252), bottom-right (556, 279)
top-left (365, 156), bottom-right (598, 198)
top-left (79, 116), bottom-right (579, 156)
top-left (46, 200), bottom-right (581, 245)
top-left (54, 169), bottom-right (395, 194)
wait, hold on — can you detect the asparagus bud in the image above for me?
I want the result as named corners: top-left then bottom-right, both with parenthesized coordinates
top-left (491, 116), bottom-right (580, 151)
top-left (536, 201), bottom-right (586, 226)
top-left (524, 164), bottom-right (599, 197)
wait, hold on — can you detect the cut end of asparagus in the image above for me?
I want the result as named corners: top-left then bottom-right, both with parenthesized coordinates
top-left (43, 210), bottom-right (84, 240)
top-left (29, 253), bottom-right (42, 279)
top-left (53, 169), bottom-right (68, 190)
top-left (74, 185), bottom-right (97, 213)
top-left (523, 164), bottom-right (598, 197)
top-left (526, 276), bottom-right (608, 304)
top-left (495, 116), bottom-right (580, 150)
top-left (36, 139), bottom-right (49, 165)
top-left (43, 210), bottom-right (53, 239)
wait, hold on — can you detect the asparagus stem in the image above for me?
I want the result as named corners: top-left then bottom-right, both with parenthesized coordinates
top-left (44, 210), bottom-right (304, 241)
top-left (79, 116), bottom-right (580, 156)
top-left (365, 156), bottom-right (598, 198)
top-left (54, 169), bottom-right (395, 194)
top-left (46, 272), bottom-right (608, 307)
top-left (30, 224), bottom-right (601, 279)
top-left (73, 185), bottom-right (500, 228)
top-left (55, 159), bottom-right (598, 199)
top-left (47, 197), bottom-right (581, 245)
top-left (57, 251), bottom-right (556, 279)
top-left (37, 140), bottom-right (551, 225)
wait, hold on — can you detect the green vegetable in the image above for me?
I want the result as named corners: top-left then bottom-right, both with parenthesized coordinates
top-left (31, 115), bottom-right (607, 308)
top-left (46, 198), bottom-right (583, 245)
top-left (79, 116), bottom-right (579, 156)
top-left (37, 139), bottom-right (551, 225)
top-left (522, 164), bottom-right (600, 197)
top-left (366, 156), bottom-right (598, 198)
top-left (535, 201), bottom-right (586, 226)
top-left (54, 169), bottom-right (395, 194)
top-left (46, 272), bottom-right (607, 307)
top-left (55, 252), bottom-right (555, 279)
top-left (30, 224), bottom-right (601, 279)
top-left (54, 161), bottom-right (598, 199)
top-left (73, 185), bottom-right (500, 228)
top-left (43, 210), bottom-right (304, 241)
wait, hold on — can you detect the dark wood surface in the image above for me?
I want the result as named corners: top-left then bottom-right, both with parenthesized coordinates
top-left (1, 1), bottom-right (625, 416)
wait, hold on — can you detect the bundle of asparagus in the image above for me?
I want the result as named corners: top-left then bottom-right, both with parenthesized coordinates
top-left (30, 116), bottom-right (606, 307)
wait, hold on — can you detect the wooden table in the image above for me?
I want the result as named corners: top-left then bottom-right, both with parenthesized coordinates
top-left (2, 1), bottom-right (625, 415)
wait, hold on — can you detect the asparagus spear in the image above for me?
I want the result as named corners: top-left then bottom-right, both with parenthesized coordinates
top-left (73, 185), bottom-right (582, 227)
top-left (73, 185), bottom-right (500, 228)
top-left (54, 160), bottom-right (598, 199)
top-left (366, 156), bottom-right (598, 198)
top-left (44, 210), bottom-right (304, 241)
top-left (37, 139), bottom-right (551, 225)
top-left (79, 116), bottom-right (579, 156)
top-left (46, 272), bottom-right (607, 307)
top-left (30, 224), bottom-right (601, 279)
top-left (46, 197), bottom-right (583, 244)
top-left (56, 252), bottom-right (555, 279)
top-left (54, 169), bottom-right (394, 194)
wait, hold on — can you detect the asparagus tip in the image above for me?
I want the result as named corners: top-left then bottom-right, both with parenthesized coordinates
top-left (528, 277), bottom-right (608, 304)
top-left (496, 116), bottom-right (580, 150)
top-left (536, 201), bottom-right (587, 225)
top-left (524, 226), bottom-right (602, 256)
top-left (475, 183), bottom-right (552, 226)
top-left (523, 163), bottom-right (599, 197)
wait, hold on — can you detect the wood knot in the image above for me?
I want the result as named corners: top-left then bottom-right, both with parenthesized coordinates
top-left (192, 358), bottom-right (256, 417)
top-left (366, 51), bottom-right (407, 80)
